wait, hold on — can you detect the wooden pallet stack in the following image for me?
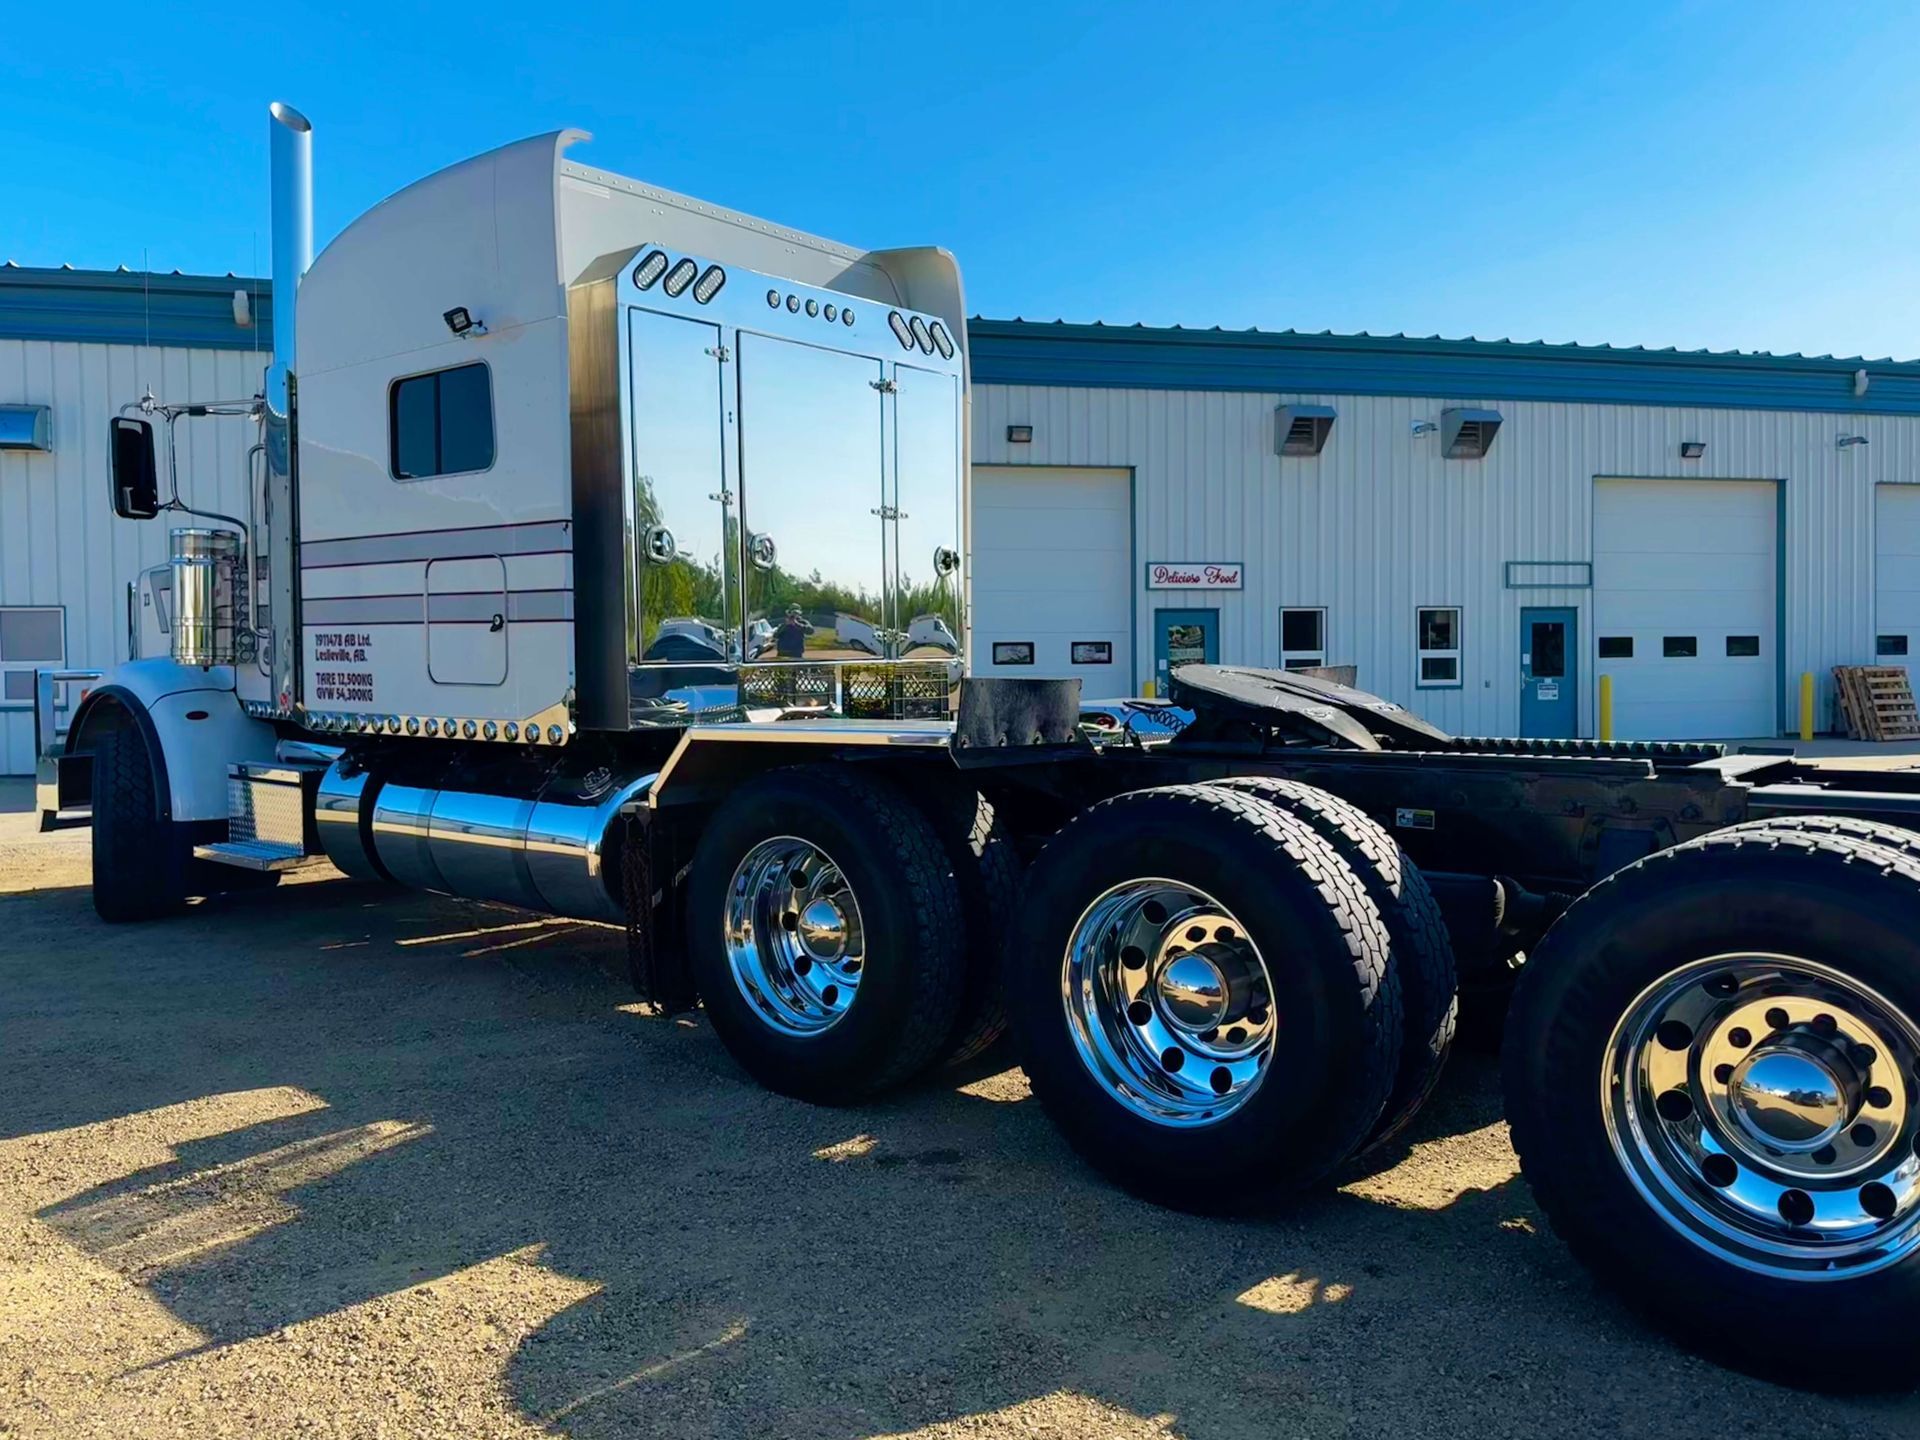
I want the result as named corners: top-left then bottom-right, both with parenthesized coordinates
top-left (1833, 665), bottom-right (1920, 741)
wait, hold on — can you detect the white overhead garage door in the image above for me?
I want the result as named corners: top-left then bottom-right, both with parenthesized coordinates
top-left (1877, 484), bottom-right (1920, 664)
top-left (1593, 478), bottom-right (1777, 740)
top-left (971, 466), bottom-right (1132, 683)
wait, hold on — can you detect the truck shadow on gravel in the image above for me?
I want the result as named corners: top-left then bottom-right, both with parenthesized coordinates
top-left (11, 876), bottom-right (1920, 1439)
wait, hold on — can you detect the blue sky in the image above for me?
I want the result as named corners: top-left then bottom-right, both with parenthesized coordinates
top-left (5, 1), bottom-right (1920, 359)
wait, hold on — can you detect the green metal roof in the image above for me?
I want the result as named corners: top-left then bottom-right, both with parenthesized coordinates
top-left (0, 264), bottom-right (271, 350)
top-left (6, 263), bottom-right (1919, 415)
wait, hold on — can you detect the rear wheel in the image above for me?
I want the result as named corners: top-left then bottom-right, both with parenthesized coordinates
top-left (685, 765), bottom-right (965, 1104)
top-left (90, 727), bottom-right (187, 923)
top-left (1003, 783), bottom-right (1401, 1209)
top-left (1504, 825), bottom-right (1920, 1385)
top-left (1207, 776), bottom-right (1457, 1149)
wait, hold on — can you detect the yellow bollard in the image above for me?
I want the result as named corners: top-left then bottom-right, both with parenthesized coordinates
top-left (1597, 673), bottom-right (1613, 742)
top-left (1800, 671), bottom-right (1815, 742)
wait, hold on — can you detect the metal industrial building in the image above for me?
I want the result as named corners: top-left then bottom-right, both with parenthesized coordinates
top-left (5, 263), bottom-right (1920, 771)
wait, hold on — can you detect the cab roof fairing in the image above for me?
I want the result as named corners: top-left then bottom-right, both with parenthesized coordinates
top-left (296, 128), bottom-right (968, 382)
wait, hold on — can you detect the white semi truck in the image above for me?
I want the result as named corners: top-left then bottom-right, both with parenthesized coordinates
top-left (48, 103), bottom-right (1920, 1387)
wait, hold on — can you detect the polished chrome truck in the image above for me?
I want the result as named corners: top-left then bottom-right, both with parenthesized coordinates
top-left (49, 103), bottom-right (1920, 1390)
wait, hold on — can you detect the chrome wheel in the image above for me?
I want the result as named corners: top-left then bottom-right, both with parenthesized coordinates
top-left (1605, 953), bottom-right (1920, 1277)
top-left (724, 836), bottom-right (866, 1036)
top-left (1062, 879), bottom-right (1276, 1127)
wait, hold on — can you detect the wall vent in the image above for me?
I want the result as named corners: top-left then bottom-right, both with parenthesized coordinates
top-left (1440, 406), bottom-right (1501, 459)
top-left (0, 405), bottom-right (51, 452)
top-left (1275, 403), bottom-right (1336, 457)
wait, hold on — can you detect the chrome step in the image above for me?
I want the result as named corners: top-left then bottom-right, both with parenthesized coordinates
top-left (193, 838), bottom-right (325, 872)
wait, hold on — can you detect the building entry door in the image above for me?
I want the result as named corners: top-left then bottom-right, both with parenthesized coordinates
top-left (1520, 606), bottom-right (1577, 738)
top-left (1153, 609), bottom-right (1217, 696)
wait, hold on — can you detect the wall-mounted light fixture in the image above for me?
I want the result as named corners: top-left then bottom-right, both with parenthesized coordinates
top-left (1410, 419), bottom-right (1438, 436)
top-left (442, 306), bottom-right (487, 339)
top-left (1007, 424), bottom-right (1033, 444)
top-left (1679, 440), bottom-right (1706, 460)
top-left (0, 404), bottom-right (52, 452)
top-left (1837, 434), bottom-right (1870, 449)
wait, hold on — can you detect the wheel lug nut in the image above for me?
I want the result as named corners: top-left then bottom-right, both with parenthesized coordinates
top-left (1813, 1144), bottom-right (1837, 1165)
top-left (1851, 1122), bottom-right (1877, 1147)
top-left (1199, 1027), bottom-right (1220, 1043)
top-left (1868, 1085), bottom-right (1893, 1108)
top-left (1813, 1013), bottom-right (1838, 1035)
top-left (1713, 1063), bottom-right (1734, 1084)
top-left (1184, 925), bottom-right (1206, 943)
top-left (1851, 1043), bottom-right (1878, 1068)
top-left (1225, 1026), bottom-right (1247, 1045)
top-left (1727, 1027), bottom-right (1752, 1049)
top-left (1765, 1007), bottom-right (1791, 1031)
top-left (1248, 1006), bottom-right (1269, 1026)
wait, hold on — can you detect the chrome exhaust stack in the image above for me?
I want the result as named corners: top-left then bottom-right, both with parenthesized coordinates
top-left (265, 101), bottom-right (311, 424)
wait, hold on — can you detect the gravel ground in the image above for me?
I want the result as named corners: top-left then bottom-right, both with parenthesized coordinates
top-left (4, 815), bottom-right (1920, 1439)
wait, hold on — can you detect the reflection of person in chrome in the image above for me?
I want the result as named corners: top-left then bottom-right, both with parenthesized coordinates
top-left (775, 604), bottom-right (814, 659)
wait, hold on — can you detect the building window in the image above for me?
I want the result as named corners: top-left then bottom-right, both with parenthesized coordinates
top-left (1281, 607), bottom-right (1326, 670)
top-left (1879, 635), bottom-right (1910, 657)
top-left (1725, 635), bottom-right (1760, 657)
top-left (1416, 607), bottom-right (1461, 688)
top-left (992, 641), bottom-right (1035, 666)
top-left (1663, 636), bottom-right (1697, 658)
top-left (390, 362), bottom-right (495, 480)
top-left (1071, 641), bottom-right (1112, 665)
top-left (1598, 635), bottom-right (1633, 659)
top-left (0, 606), bottom-right (65, 707)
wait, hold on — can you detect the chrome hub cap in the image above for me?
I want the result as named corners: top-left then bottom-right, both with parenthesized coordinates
top-left (1062, 880), bottom-right (1276, 1127)
top-left (1604, 954), bottom-right (1920, 1277)
top-left (724, 837), bottom-right (865, 1036)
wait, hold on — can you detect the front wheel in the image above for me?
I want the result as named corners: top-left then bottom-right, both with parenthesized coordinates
top-left (1504, 824), bottom-right (1920, 1386)
top-left (90, 727), bottom-right (187, 923)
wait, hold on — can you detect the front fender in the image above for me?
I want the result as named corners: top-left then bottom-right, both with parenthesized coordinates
top-left (69, 660), bottom-right (276, 823)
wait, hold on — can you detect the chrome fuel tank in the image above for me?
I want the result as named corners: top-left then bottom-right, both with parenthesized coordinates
top-left (316, 750), bottom-right (654, 922)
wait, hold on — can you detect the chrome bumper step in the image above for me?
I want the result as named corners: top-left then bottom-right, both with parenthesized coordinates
top-left (193, 838), bottom-right (325, 873)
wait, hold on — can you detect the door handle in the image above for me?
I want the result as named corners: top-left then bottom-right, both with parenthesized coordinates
top-left (489, 613), bottom-right (504, 633)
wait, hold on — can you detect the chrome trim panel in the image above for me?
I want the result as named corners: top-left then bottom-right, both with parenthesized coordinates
top-left (301, 589), bottom-right (576, 627)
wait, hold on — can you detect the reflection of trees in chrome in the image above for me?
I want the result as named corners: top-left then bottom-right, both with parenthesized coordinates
top-left (635, 472), bottom-right (960, 655)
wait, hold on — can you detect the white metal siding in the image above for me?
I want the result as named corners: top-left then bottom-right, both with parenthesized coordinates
top-left (1593, 479), bottom-right (1776, 738)
top-left (971, 466), bottom-right (1131, 680)
top-left (974, 385), bottom-right (1907, 737)
top-left (0, 338), bottom-right (265, 772)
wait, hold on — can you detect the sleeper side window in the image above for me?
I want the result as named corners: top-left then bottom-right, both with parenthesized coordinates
top-left (390, 362), bottom-right (495, 480)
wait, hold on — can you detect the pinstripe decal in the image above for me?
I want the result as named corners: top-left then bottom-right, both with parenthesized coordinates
top-left (302, 590), bottom-right (575, 627)
top-left (300, 519), bottom-right (573, 569)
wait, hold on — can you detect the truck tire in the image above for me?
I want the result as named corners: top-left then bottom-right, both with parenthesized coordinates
top-left (921, 784), bottom-right (1019, 1066)
top-left (1504, 825), bottom-right (1920, 1385)
top-left (1003, 783), bottom-right (1401, 1209)
top-left (90, 727), bottom-right (186, 923)
top-left (1207, 776), bottom-right (1457, 1150)
top-left (685, 765), bottom-right (965, 1105)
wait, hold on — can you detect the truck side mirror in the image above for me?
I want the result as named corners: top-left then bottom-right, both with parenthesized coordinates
top-left (110, 417), bottom-right (160, 519)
